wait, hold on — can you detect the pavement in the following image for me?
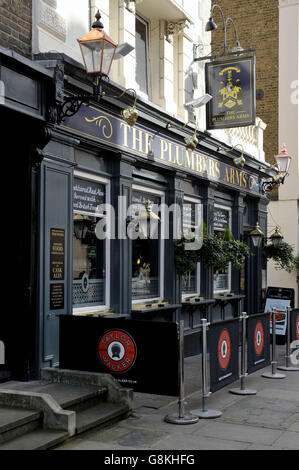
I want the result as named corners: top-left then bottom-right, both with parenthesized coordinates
top-left (54, 345), bottom-right (299, 451)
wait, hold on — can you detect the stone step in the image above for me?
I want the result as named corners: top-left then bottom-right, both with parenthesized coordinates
top-left (0, 406), bottom-right (42, 444)
top-left (73, 402), bottom-right (129, 435)
top-left (0, 428), bottom-right (69, 450)
top-left (0, 381), bottom-right (108, 411)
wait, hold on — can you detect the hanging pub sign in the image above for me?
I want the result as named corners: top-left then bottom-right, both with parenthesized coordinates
top-left (209, 318), bottom-right (239, 393)
top-left (247, 312), bottom-right (271, 374)
top-left (59, 315), bottom-right (179, 396)
top-left (290, 308), bottom-right (299, 342)
top-left (205, 56), bottom-right (256, 130)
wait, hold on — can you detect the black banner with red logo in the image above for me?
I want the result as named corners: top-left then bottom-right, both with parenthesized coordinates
top-left (247, 312), bottom-right (271, 374)
top-left (59, 315), bottom-right (179, 396)
top-left (290, 308), bottom-right (299, 342)
top-left (209, 318), bottom-right (239, 393)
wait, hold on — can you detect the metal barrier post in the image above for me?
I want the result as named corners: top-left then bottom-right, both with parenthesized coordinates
top-left (191, 319), bottom-right (222, 419)
top-left (164, 321), bottom-right (199, 424)
top-left (230, 312), bottom-right (257, 395)
top-left (262, 310), bottom-right (286, 379)
top-left (278, 307), bottom-right (299, 371)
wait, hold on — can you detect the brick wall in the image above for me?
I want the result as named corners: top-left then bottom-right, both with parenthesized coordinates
top-left (0, 0), bottom-right (32, 58)
top-left (210, 0), bottom-right (279, 166)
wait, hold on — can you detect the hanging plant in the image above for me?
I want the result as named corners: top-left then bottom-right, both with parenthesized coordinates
top-left (263, 241), bottom-right (297, 273)
top-left (174, 228), bottom-right (250, 275)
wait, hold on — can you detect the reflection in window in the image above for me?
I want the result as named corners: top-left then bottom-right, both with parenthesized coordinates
top-left (182, 201), bottom-right (201, 295)
top-left (72, 176), bottom-right (106, 309)
top-left (213, 207), bottom-right (231, 293)
top-left (131, 191), bottom-right (161, 300)
top-left (73, 215), bottom-right (105, 308)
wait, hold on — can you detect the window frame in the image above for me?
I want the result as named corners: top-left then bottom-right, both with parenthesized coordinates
top-left (135, 12), bottom-right (151, 101)
top-left (213, 204), bottom-right (232, 295)
top-left (182, 196), bottom-right (202, 298)
top-left (131, 184), bottom-right (165, 304)
top-left (72, 170), bottom-right (111, 314)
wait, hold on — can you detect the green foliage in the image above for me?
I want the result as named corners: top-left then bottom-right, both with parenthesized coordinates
top-left (174, 230), bottom-right (250, 275)
top-left (263, 241), bottom-right (297, 273)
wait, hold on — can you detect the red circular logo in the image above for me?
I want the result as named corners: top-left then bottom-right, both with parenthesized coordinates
top-left (254, 321), bottom-right (264, 356)
top-left (98, 329), bottom-right (137, 373)
top-left (218, 329), bottom-right (231, 370)
top-left (296, 315), bottom-right (299, 340)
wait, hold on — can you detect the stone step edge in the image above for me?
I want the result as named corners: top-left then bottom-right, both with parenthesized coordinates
top-left (0, 407), bottom-right (41, 435)
top-left (74, 403), bottom-right (130, 435)
top-left (41, 368), bottom-right (134, 410)
top-left (0, 428), bottom-right (69, 451)
top-left (0, 389), bottom-right (76, 436)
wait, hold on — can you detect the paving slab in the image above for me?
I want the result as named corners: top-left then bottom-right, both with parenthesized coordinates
top-left (271, 431), bottom-right (299, 450)
top-left (191, 421), bottom-right (283, 446)
top-left (152, 434), bottom-right (249, 451)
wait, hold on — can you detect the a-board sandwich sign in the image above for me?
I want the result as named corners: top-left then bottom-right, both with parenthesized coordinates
top-left (247, 312), bottom-right (271, 374)
top-left (264, 287), bottom-right (294, 336)
top-left (59, 315), bottom-right (179, 396)
top-left (209, 318), bottom-right (239, 393)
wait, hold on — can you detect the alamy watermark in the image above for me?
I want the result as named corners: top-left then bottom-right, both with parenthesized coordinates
top-left (94, 198), bottom-right (203, 250)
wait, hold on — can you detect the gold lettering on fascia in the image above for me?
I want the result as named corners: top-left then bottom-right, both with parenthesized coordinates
top-left (87, 114), bottom-right (259, 193)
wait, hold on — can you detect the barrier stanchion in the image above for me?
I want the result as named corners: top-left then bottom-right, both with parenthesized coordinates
top-left (262, 309), bottom-right (286, 379)
top-left (278, 307), bottom-right (299, 371)
top-left (165, 321), bottom-right (199, 425)
top-left (191, 319), bottom-right (222, 419)
top-left (229, 312), bottom-right (257, 395)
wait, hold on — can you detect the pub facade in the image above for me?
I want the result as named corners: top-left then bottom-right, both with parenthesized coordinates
top-left (0, 1), bottom-right (273, 381)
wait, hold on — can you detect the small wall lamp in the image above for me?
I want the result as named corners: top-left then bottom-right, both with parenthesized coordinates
top-left (217, 144), bottom-right (246, 169)
top-left (166, 120), bottom-right (199, 150)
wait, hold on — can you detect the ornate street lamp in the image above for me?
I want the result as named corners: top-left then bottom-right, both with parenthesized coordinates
top-left (56, 10), bottom-right (134, 124)
top-left (269, 226), bottom-right (284, 248)
top-left (262, 144), bottom-right (293, 193)
top-left (249, 222), bottom-right (264, 248)
top-left (78, 10), bottom-right (117, 78)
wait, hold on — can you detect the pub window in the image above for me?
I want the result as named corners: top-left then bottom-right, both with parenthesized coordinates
top-left (213, 205), bottom-right (232, 294)
top-left (182, 198), bottom-right (202, 296)
top-left (131, 187), bottom-right (164, 302)
top-left (72, 173), bottom-right (110, 311)
top-left (135, 14), bottom-right (150, 98)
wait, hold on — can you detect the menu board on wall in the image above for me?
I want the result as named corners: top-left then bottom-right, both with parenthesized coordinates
top-left (50, 228), bottom-right (65, 281)
top-left (73, 177), bottom-right (105, 215)
top-left (213, 208), bottom-right (229, 230)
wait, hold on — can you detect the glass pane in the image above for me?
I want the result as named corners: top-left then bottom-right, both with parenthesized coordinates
top-left (182, 269), bottom-right (197, 294)
top-left (132, 190), bottom-right (161, 300)
top-left (214, 267), bottom-right (229, 291)
top-left (81, 42), bottom-right (102, 74)
top-left (73, 215), bottom-right (105, 308)
top-left (102, 41), bottom-right (115, 75)
top-left (135, 17), bottom-right (149, 95)
top-left (132, 238), bottom-right (159, 300)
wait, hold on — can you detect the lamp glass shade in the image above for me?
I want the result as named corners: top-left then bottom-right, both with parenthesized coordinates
top-left (78, 28), bottom-right (117, 76)
top-left (274, 144), bottom-right (293, 173)
top-left (270, 227), bottom-right (283, 247)
top-left (274, 154), bottom-right (292, 173)
top-left (205, 17), bottom-right (218, 31)
top-left (249, 222), bottom-right (264, 248)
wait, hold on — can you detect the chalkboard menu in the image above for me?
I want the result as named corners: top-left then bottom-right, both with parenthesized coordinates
top-left (50, 228), bottom-right (65, 281)
top-left (213, 208), bottom-right (229, 230)
top-left (131, 191), bottom-right (160, 217)
top-left (73, 177), bottom-right (105, 215)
